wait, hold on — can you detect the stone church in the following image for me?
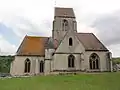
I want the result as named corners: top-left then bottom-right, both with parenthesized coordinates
top-left (10, 7), bottom-right (112, 76)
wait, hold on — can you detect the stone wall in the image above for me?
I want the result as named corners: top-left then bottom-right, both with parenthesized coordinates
top-left (10, 56), bottom-right (44, 76)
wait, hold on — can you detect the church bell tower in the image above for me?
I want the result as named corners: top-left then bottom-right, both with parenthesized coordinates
top-left (52, 7), bottom-right (77, 42)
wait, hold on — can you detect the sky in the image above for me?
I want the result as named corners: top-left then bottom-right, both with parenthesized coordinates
top-left (0, 0), bottom-right (120, 57)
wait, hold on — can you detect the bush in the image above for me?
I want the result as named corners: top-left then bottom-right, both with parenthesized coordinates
top-left (112, 58), bottom-right (120, 65)
top-left (0, 56), bottom-right (14, 73)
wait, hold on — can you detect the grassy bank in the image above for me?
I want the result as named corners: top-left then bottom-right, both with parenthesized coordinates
top-left (0, 72), bottom-right (120, 90)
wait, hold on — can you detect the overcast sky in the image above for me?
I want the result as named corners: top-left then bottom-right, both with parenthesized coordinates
top-left (0, 0), bottom-right (120, 57)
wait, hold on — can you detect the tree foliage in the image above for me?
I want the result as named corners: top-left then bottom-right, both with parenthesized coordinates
top-left (112, 57), bottom-right (120, 65)
top-left (0, 56), bottom-right (14, 73)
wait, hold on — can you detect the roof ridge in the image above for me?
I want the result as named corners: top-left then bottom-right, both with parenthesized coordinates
top-left (55, 7), bottom-right (73, 9)
top-left (26, 36), bottom-right (50, 38)
top-left (77, 32), bottom-right (93, 34)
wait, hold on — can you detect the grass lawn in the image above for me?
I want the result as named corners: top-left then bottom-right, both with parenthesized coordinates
top-left (0, 72), bottom-right (120, 90)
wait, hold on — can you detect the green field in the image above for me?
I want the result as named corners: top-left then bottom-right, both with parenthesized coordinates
top-left (0, 72), bottom-right (120, 90)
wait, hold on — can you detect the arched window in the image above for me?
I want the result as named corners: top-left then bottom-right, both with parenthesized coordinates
top-left (24, 58), bottom-right (31, 73)
top-left (68, 55), bottom-right (75, 68)
top-left (62, 19), bottom-right (68, 31)
top-left (89, 53), bottom-right (100, 70)
top-left (40, 61), bottom-right (44, 73)
top-left (69, 38), bottom-right (73, 46)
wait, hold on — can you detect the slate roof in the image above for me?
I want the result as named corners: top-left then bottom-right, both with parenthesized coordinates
top-left (55, 7), bottom-right (75, 18)
top-left (46, 37), bottom-right (54, 49)
top-left (76, 33), bottom-right (108, 51)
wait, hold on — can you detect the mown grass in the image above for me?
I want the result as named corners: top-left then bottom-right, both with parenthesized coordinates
top-left (0, 72), bottom-right (120, 90)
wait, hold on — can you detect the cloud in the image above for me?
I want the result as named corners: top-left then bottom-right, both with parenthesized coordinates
top-left (107, 44), bottom-right (120, 57)
top-left (0, 0), bottom-right (120, 57)
top-left (77, 23), bottom-right (98, 34)
top-left (92, 10), bottom-right (120, 46)
top-left (0, 15), bottom-right (52, 55)
top-left (0, 23), bottom-right (20, 45)
top-left (0, 34), bottom-right (17, 55)
top-left (2, 15), bottom-right (52, 38)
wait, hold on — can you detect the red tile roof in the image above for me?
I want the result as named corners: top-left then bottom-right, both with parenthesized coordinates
top-left (17, 36), bottom-right (49, 56)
